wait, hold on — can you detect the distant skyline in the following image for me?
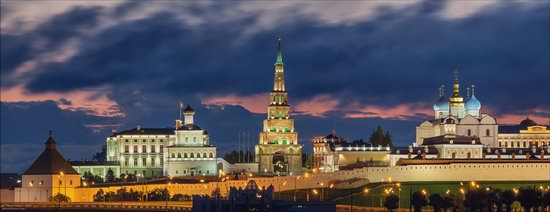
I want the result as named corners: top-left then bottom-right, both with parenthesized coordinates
top-left (1, 1), bottom-right (549, 173)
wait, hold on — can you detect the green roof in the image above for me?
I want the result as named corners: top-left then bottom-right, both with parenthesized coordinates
top-left (276, 38), bottom-right (283, 65)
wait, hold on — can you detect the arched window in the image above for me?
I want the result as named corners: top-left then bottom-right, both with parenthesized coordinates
top-left (171, 153), bottom-right (175, 158)
top-left (190, 153), bottom-right (194, 158)
top-left (197, 153), bottom-right (201, 158)
top-left (467, 129), bottom-right (472, 136)
top-left (184, 153), bottom-right (188, 158)
top-left (177, 153), bottom-right (181, 158)
top-left (486, 129), bottom-right (490, 136)
top-left (203, 153), bottom-right (207, 158)
top-left (210, 153), bottom-right (214, 158)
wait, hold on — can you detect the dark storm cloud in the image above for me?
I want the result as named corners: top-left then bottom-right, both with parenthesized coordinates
top-left (1, 6), bottom-right (102, 87)
top-left (19, 2), bottom-right (550, 115)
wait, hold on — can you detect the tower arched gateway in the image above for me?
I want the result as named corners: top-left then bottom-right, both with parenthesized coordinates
top-left (255, 37), bottom-right (302, 175)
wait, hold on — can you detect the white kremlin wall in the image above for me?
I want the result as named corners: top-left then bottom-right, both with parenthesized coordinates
top-left (73, 161), bottom-right (550, 202)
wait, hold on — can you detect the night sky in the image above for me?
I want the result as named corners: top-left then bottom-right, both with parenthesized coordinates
top-left (1, 1), bottom-right (549, 174)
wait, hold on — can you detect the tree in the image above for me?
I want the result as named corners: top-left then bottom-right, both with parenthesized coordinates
top-left (105, 168), bottom-right (115, 182)
top-left (93, 189), bottom-right (106, 202)
top-left (442, 193), bottom-right (455, 212)
top-left (464, 188), bottom-right (488, 211)
top-left (486, 188), bottom-right (502, 212)
top-left (428, 194), bottom-right (445, 212)
top-left (381, 131), bottom-right (393, 147)
top-left (49, 192), bottom-right (71, 203)
top-left (147, 188), bottom-right (170, 201)
top-left (501, 190), bottom-right (516, 212)
top-left (411, 191), bottom-right (428, 212)
top-left (516, 187), bottom-right (539, 211)
top-left (368, 126), bottom-right (385, 146)
top-left (542, 191), bottom-right (550, 211)
top-left (172, 194), bottom-right (184, 201)
top-left (384, 194), bottom-right (399, 212)
top-left (211, 187), bottom-right (222, 199)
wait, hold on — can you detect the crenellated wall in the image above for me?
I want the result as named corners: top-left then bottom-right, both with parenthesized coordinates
top-left (74, 161), bottom-right (550, 202)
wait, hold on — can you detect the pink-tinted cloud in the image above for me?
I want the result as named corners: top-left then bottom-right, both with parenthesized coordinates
top-left (343, 103), bottom-right (433, 120)
top-left (200, 93), bottom-right (269, 114)
top-left (1, 85), bottom-right (123, 117)
top-left (294, 95), bottom-right (340, 117)
top-left (495, 112), bottom-right (550, 125)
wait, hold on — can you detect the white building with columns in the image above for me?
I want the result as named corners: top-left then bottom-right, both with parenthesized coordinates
top-left (163, 104), bottom-right (217, 177)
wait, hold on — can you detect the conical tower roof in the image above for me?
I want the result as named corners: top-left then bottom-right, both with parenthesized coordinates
top-left (22, 132), bottom-right (79, 175)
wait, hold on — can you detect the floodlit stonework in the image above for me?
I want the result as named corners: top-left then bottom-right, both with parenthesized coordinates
top-left (256, 38), bottom-right (302, 175)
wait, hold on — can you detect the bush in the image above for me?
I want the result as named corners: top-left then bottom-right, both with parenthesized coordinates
top-left (384, 194), bottom-right (399, 212)
top-left (49, 193), bottom-right (71, 203)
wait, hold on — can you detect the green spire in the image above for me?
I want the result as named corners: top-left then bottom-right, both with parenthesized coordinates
top-left (276, 35), bottom-right (283, 65)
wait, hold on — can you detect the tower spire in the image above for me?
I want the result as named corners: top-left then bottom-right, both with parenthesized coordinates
top-left (471, 84), bottom-right (475, 96)
top-left (276, 34), bottom-right (283, 65)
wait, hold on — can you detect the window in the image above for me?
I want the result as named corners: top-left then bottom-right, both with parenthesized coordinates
top-left (191, 153), bottom-right (194, 158)
top-left (184, 153), bottom-right (188, 158)
top-left (171, 153), bottom-right (175, 158)
top-left (70, 180), bottom-right (73, 185)
top-left (124, 145), bottom-right (129, 153)
top-left (176, 170), bottom-right (178, 174)
top-left (124, 160), bottom-right (129, 166)
top-left (151, 145), bottom-right (156, 153)
top-left (133, 159), bottom-right (138, 166)
top-left (523, 142), bottom-right (527, 147)
top-left (207, 170), bottom-right (210, 174)
top-left (285, 128), bottom-right (289, 132)
top-left (134, 139), bottom-right (138, 143)
top-left (186, 137), bottom-right (189, 142)
top-left (59, 180), bottom-right (62, 185)
top-left (125, 139), bottom-right (129, 142)
top-left (274, 140), bottom-right (278, 144)
top-left (197, 153), bottom-right (201, 158)
top-left (210, 153), bottom-right (214, 158)
top-left (142, 158), bottom-right (147, 166)
top-left (142, 145), bottom-right (147, 153)
top-left (461, 149), bottom-right (465, 155)
top-left (143, 170), bottom-right (146, 176)
top-left (193, 137), bottom-right (197, 142)
top-left (486, 129), bottom-right (490, 136)
top-left (133, 146), bottom-right (138, 153)
top-left (272, 128), bottom-right (277, 132)
top-left (467, 129), bottom-right (472, 136)
top-left (160, 145), bottom-right (163, 153)
top-left (152, 159), bottom-right (155, 166)
top-left (203, 153), bottom-right (207, 158)
top-left (160, 139), bottom-right (164, 143)
top-left (152, 139), bottom-right (155, 142)
top-left (283, 140), bottom-right (287, 145)
top-left (177, 153), bottom-right (181, 158)
top-left (184, 170), bottom-right (187, 174)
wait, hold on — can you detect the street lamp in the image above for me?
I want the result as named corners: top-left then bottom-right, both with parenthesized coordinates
top-left (294, 176), bottom-right (300, 202)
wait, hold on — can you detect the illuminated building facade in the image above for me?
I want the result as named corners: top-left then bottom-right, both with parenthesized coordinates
top-left (105, 104), bottom-right (217, 178)
top-left (255, 38), bottom-right (302, 175)
top-left (416, 73), bottom-right (498, 147)
top-left (16, 132), bottom-right (81, 202)
top-left (498, 117), bottom-right (550, 148)
top-left (164, 104), bottom-right (217, 177)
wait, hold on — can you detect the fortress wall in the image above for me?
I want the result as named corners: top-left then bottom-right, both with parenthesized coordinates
top-left (74, 161), bottom-right (550, 202)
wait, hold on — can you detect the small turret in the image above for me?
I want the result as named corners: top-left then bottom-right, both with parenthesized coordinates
top-left (183, 104), bottom-right (195, 125)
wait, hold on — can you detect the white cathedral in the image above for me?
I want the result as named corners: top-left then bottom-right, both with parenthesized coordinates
top-left (416, 73), bottom-right (498, 147)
